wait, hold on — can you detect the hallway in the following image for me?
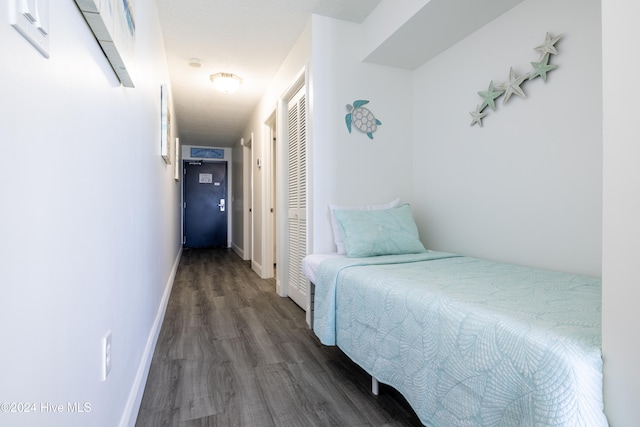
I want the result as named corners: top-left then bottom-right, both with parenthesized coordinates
top-left (135, 249), bottom-right (421, 426)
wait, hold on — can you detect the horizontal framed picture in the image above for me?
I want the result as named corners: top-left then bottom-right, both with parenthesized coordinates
top-left (75, 0), bottom-right (136, 87)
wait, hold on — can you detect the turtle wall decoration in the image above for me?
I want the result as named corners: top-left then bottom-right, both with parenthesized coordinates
top-left (345, 100), bottom-right (382, 139)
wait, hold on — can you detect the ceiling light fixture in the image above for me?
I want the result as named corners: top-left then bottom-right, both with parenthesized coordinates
top-left (210, 72), bottom-right (242, 93)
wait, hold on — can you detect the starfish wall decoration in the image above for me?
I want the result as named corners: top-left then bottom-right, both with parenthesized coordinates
top-left (534, 32), bottom-right (562, 58)
top-left (478, 81), bottom-right (504, 111)
top-left (529, 53), bottom-right (558, 82)
top-left (469, 32), bottom-right (562, 128)
top-left (497, 67), bottom-right (529, 103)
top-left (469, 105), bottom-right (488, 127)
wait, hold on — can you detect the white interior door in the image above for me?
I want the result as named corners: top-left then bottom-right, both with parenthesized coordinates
top-left (286, 86), bottom-right (308, 309)
top-left (242, 137), bottom-right (252, 261)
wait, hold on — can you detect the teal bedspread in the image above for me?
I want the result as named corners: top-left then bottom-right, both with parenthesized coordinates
top-left (312, 252), bottom-right (607, 426)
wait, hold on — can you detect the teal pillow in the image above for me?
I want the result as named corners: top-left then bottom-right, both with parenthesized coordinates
top-left (333, 204), bottom-right (427, 257)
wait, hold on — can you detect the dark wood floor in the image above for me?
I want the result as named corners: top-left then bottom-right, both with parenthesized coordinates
top-left (136, 248), bottom-right (422, 426)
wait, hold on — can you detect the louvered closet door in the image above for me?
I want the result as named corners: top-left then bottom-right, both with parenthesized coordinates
top-left (287, 87), bottom-right (308, 310)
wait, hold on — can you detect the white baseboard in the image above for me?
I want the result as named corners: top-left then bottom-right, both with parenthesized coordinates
top-left (251, 259), bottom-right (264, 277)
top-left (231, 242), bottom-right (245, 259)
top-left (118, 247), bottom-right (182, 427)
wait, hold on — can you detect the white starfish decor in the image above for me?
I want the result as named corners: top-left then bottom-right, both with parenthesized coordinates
top-left (534, 32), bottom-right (562, 59)
top-left (498, 67), bottom-right (529, 103)
top-left (470, 104), bottom-right (488, 127)
top-left (469, 32), bottom-right (562, 128)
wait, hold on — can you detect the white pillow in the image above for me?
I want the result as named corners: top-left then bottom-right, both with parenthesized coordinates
top-left (329, 198), bottom-right (400, 254)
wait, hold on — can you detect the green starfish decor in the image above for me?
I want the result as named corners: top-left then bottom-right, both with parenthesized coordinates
top-left (469, 32), bottom-right (562, 128)
top-left (529, 53), bottom-right (558, 82)
top-left (478, 81), bottom-right (504, 111)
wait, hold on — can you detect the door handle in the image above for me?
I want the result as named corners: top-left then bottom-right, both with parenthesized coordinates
top-left (217, 198), bottom-right (225, 212)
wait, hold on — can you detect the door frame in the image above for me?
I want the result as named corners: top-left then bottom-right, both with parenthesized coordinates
top-left (276, 68), bottom-right (308, 305)
top-left (262, 112), bottom-right (276, 282)
top-left (182, 159), bottom-right (229, 248)
top-left (244, 69), bottom-right (306, 303)
top-left (241, 137), bottom-right (252, 260)
top-left (180, 145), bottom-right (232, 248)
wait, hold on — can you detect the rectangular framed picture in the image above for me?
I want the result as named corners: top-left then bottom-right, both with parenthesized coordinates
top-left (174, 137), bottom-right (180, 180)
top-left (75, 0), bottom-right (136, 87)
top-left (160, 84), bottom-right (171, 163)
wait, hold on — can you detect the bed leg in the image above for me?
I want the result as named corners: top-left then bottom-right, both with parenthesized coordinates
top-left (308, 282), bottom-right (315, 329)
top-left (371, 376), bottom-right (379, 396)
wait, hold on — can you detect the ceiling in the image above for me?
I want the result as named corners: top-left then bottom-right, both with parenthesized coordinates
top-left (154, 0), bottom-right (524, 148)
top-left (363, 0), bottom-right (524, 70)
top-left (154, 0), bottom-right (384, 148)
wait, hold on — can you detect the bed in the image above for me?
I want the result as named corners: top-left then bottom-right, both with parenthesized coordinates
top-left (302, 202), bottom-right (608, 426)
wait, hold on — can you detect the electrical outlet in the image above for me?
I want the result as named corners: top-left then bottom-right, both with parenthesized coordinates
top-left (101, 331), bottom-right (112, 381)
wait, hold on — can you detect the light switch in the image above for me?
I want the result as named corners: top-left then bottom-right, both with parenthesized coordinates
top-left (35, 0), bottom-right (49, 36)
top-left (20, 0), bottom-right (37, 23)
top-left (10, 0), bottom-right (49, 58)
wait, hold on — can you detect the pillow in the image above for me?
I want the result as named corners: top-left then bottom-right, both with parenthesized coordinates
top-left (329, 198), bottom-right (400, 254)
top-left (333, 204), bottom-right (426, 257)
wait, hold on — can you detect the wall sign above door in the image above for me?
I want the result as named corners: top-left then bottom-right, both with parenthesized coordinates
top-left (190, 148), bottom-right (224, 159)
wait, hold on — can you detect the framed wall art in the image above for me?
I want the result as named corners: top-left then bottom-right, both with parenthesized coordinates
top-left (75, 0), bottom-right (136, 87)
top-left (160, 84), bottom-right (171, 163)
top-left (174, 137), bottom-right (180, 180)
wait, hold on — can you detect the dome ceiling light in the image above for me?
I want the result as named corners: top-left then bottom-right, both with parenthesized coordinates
top-left (210, 72), bottom-right (242, 93)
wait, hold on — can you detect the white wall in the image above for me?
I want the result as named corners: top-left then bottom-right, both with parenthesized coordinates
top-left (310, 15), bottom-right (415, 253)
top-left (602, 0), bottom-right (640, 425)
top-left (411, 0), bottom-right (602, 277)
top-left (0, 2), bottom-right (181, 426)
top-left (231, 140), bottom-right (246, 257)
top-left (238, 14), bottom-right (416, 285)
top-left (237, 20), bottom-right (312, 280)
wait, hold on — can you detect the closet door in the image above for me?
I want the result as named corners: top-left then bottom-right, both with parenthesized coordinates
top-left (286, 87), bottom-right (308, 310)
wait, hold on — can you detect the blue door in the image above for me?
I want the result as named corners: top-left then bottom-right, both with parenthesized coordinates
top-left (183, 161), bottom-right (228, 248)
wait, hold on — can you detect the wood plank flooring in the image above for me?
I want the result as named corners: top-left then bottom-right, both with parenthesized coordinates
top-left (136, 248), bottom-right (422, 426)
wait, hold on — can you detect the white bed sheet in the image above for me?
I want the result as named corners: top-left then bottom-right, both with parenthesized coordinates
top-left (301, 252), bottom-right (344, 284)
